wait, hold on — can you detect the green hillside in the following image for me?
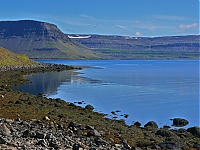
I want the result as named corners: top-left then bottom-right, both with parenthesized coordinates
top-left (0, 46), bottom-right (39, 66)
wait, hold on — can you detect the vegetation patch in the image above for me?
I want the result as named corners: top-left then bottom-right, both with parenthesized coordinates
top-left (0, 46), bottom-right (39, 66)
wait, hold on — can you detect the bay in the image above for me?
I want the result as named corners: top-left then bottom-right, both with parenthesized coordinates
top-left (18, 60), bottom-right (199, 127)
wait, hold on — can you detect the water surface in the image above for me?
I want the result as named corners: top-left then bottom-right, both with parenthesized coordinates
top-left (19, 60), bottom-right (199, 127)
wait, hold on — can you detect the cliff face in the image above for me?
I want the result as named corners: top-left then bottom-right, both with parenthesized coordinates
top-left (70, 34), bottom-right (199, 51)
top-left (0, 20), bottom-right (99, 59)
top-left (0, 20), bottom-right (70, 41)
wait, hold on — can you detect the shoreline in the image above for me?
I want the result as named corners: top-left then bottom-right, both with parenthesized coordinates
top-left (0, 64), bottom-right (199, 149)
top-left (0, 62), bottom-right (81, 72)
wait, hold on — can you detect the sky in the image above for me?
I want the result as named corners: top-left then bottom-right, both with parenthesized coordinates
top-left (0, 0), bottom-right (199, 37)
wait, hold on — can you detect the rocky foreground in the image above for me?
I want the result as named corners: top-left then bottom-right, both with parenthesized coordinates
top-left (0, 117), bottom-right (124, 150)
top-left (0, 64), bottom-right (200, 150)
top-left (0, 117), bottom-right (200, 150)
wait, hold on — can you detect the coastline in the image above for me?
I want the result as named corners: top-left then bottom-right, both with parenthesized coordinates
top-left (0, 62), bottom-right (80, 72)
top-left (0, 64), bottom-right (199, 149)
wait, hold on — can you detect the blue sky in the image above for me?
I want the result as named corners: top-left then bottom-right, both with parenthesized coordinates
top-left (0, 0), bottom-right (199, 37)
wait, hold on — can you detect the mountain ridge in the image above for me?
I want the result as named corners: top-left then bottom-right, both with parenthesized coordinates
top-left (0, 20), bottom-right (99, 59)
top-left (68, 34), bottom-right (199, 59)
top-left (0, 20), bottom-right (198, 60)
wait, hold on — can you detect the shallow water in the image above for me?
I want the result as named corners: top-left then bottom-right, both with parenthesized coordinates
top-left (18, 60), bottom-right (199, 127)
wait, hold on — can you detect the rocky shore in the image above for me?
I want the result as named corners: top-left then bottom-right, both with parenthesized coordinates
top-left (0, 117), bottom-right (200, 150)
top-left (0, 64), bottom-right (200, 149)
top-left (0, 63), bottom-right (79, 72)
top-left (0, 117), bottom-right (126, 149)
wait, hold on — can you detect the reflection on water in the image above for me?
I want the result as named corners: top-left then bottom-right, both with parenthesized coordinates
top-left (15, 70), bottom-right (101, 96)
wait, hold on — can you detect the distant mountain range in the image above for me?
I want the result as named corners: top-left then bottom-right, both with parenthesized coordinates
top-left (0, 20), bottom-right (99, 59)
top-left (0, 20), bottom-right (199, 60)
top-left (68, 34), bottom-right (199, 59)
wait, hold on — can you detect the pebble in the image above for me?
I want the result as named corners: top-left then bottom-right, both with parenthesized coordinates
top-left (0, 118), bottom-right (128, 149)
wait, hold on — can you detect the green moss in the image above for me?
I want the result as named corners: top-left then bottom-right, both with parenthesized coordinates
top-left (0, 46), bottom-right (39, 66)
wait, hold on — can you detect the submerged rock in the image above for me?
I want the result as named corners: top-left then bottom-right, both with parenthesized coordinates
top-left (170, 118), bottom-right (189, 127)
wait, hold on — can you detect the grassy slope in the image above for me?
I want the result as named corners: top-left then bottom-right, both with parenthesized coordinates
top-left (0, 46), bottom-right (39, 66)
top-left (0, 37), bottom-right (101, 59)
top-left (56, 40), bottom-right (101, 59)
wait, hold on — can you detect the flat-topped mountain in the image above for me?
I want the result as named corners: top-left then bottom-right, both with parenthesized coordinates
top-left (0, 20), bottom-right (99, 59)
top-left (69, 34), bottom-right (199, 59)
top-left (0, 20), bottom-right (68, 40)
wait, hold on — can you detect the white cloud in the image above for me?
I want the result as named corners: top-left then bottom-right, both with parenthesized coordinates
top-left (133, 20), bottom-right (142, 24)
top-left (152, 15), bottom-right (187, 21)
top-left (116, 25), bottom-right (132, 30)
top-left (176, 30), bottom-right (184, 33)
top-left (80, 14), bottom-right (94, 19)
top-left (135, 32), bottom-right (142, 36)
top-left (179, 23), bottom-right (198, 29)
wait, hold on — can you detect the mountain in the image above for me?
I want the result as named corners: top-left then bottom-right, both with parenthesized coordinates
top-left (0, 46), bottom-right (39, 66)
top-left (0, 20), bottom-right (99, 59)
top-left (68, 34), bottom-right (199, 59)
top-left (0, 20), bottom-right (198, 60)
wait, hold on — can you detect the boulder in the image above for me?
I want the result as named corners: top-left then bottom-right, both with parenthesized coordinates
top-left (85, 125), bottom-right (95, 130)
top-left (5, 119), bottom-right (14, 123)
top-left (170, 118), bottom-right (189, 127)
top-left (134, 121), bottom-right (141, 127)
top-left (73, 143), bottom-right (80, 150)
top-left (49, 141), bottom-right (59, 149)
top-left (0, 137), bottom-right (6, 144)
top-left (159, 142), bottom-right (180, 150)
top-left (87, 129), bottom-right (101, 137)
top-left (156, 129), bottom-right (176, 137)
top-left (85, 104), bottom-right (94, 111)
top-left (95, 137), bottom-right (109, 145)
top-left (36, 139), bottom-right (47, 147)
top-left (187, 126), bottom-right (200, 137)
top-left (35, 131), bottom-right (45, 139)
top-left (144, 121), bottom-right (158, 128)
top-left (43, 116), bottom-right (50, 121)
top-left (68, 122), bottom-right (75, 128)
top-left (0, 124), bottom-right (11, 136)
top-left (22, 129), bottom-right (30, 138)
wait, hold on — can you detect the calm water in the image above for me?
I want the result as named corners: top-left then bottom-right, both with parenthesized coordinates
top-left (18, 60), bottom-right (199, 127)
